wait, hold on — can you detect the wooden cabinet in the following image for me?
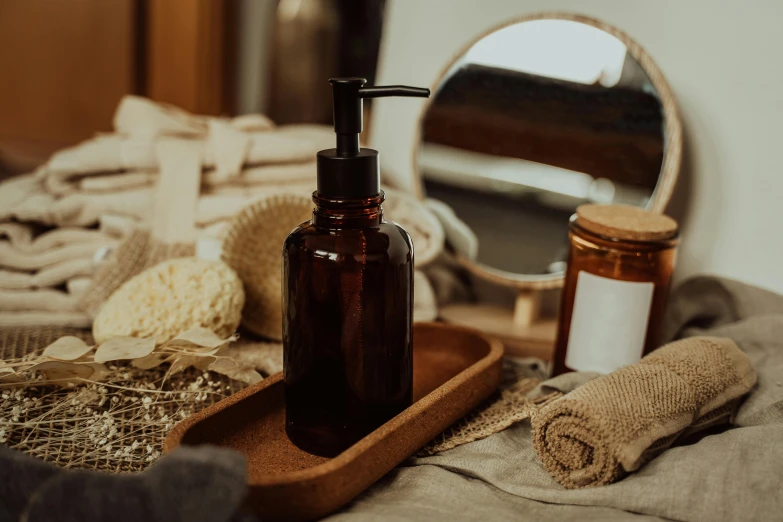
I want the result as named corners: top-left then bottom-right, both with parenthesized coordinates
top-left (0, 0), bottom-right (235, 176)
top-left (0, 0), bottom-right (138, 173)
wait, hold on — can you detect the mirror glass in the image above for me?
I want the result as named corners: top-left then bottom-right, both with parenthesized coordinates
top-left (417, 19), bottom-right (667, 280)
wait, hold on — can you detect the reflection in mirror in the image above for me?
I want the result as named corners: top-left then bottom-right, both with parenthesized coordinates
top-left (418, 19), bottom-right (666, 279)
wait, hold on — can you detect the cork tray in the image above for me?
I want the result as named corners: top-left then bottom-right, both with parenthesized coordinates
top-left (164, 322), bottom-right (503, 521)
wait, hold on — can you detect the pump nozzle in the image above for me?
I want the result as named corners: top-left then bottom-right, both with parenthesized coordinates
top-left (318, 78), bottom-right (429, 199)
top-left (329, 78), bottom-right (430, 157)
top-left (358, 85), bottom-right (431, 99)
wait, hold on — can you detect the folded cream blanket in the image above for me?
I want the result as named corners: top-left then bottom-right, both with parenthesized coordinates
top-left (0, 259), bottom-right (94, 290)
top-left (0, 224), bottom-right (116, 286)
top-left (43, 134), bottom-right (324, 195)
top-left (0, 95), bottom-right (444, 326)
top-left (532, 336), bottom-right (757, 488)
top-left (75, 162), bottom-right (315, 194)
top-left (42, 96), bottom-right (333, 195)
top-left (0, 223), bottom-right (107, 324)
top-left (1, 178), bottom-right (315, 229)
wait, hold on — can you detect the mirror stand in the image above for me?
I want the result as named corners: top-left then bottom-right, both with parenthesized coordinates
top-left (439, 289), bottom-right (557, 361)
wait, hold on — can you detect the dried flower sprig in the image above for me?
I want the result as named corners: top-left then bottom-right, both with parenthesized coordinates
top-left (0, 364), bottom-right (240, 471)
top-left (0, 327), bottom-right (262, 388)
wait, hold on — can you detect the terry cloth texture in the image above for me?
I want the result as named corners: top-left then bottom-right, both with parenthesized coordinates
top-left (532, 336), bottom-right (756, 488)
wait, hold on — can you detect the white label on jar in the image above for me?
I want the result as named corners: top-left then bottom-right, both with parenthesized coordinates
top-left (565, 271), bottom-right (653, 374)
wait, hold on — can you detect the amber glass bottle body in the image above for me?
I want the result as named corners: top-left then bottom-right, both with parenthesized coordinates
top-left (282, 192), bottom-right (413, 457)
top-left (552, 219), bottom-right (678, 376)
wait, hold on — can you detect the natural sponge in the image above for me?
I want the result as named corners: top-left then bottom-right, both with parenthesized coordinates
top-left (93, 257), bottom-right (245, 344)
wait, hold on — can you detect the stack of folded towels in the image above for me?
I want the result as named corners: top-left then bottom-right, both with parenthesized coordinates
top-left (0, 96), bottom-right (336, 327)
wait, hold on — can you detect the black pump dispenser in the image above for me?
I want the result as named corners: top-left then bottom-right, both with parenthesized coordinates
top-left (316, 78), bottom-right (429, 199)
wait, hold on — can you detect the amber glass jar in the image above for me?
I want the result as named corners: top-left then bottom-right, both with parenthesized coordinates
top-left (552, 204), bottom-right (679, 376)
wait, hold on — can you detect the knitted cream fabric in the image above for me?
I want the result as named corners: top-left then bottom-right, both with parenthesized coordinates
top-left (412, 270), bottom-right (437, 322)
top-left (382, 188), bottom-right (444, 267)
top-left (92, 257), bottom-right (245, 344)
top-left (222, 194), bottom-right (312, 340)
top-left (222, 193), bottom-right (444, 340)
top-left (532, 336), bottom-right (757, 489)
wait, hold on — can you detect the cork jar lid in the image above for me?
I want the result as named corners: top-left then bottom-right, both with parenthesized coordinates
top-left (575, 204), bottom-right (678, 241)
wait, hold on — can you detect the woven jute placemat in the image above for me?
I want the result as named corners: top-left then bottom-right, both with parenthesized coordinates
top-left (2, 325), bottom-right (552, 471)
top-left (419, 357), bottom-right (558, 456)
top-left (0, 325), bottom-right (244, 472)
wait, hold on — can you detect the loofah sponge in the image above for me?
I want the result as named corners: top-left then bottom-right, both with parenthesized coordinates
top-left (93, 257), bottom-right (245, 344)
top-left (222, 194), bottom-right (313, 340)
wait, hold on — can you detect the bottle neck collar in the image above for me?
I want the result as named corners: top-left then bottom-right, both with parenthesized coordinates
top-left (312, 191), bottom-right (384, 228)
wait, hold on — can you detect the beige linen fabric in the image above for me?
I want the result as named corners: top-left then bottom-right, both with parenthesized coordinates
top-left (328, 276), bottom-right (783, 522)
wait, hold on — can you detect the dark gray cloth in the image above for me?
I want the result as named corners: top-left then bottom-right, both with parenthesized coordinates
top-left (0, 446), bottom-right (248, 522)
top-left (0, 445), bottom-right (61, 522)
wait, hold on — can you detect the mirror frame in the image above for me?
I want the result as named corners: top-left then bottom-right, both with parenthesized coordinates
top-left (411, 12), bottom-right (682, 290)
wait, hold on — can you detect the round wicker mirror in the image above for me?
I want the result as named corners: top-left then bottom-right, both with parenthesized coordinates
top-left (413, 13), bottom-right (682, 291)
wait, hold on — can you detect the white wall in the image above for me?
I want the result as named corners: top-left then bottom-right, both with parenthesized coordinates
top-left (370, 0), bottom-right (783, 293)
top-left (463, 20), bottom-right (627, 87)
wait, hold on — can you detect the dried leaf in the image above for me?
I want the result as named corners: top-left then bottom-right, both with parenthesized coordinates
top-left (83, 362), bottom-right (111, 381)
top-left (163, 345), bottom-right (224, 357)
top-left (132, 353), bottom-right (168, 370)
top-left (208, 358), bottom-right (262, 385)
top-left (190, 356), bottom-right (216, 371)
top-left (94, 337), bottom-right (156, 363)
top-left (165, 327), bottom-right (236, 352)
top-left (28, 361), bottom-right (95, 383)
top-left (167, 354), bottom-right (216, 376)
top-left (42, 336), bottom-right (93, 361)
top-left (167, 355), bottom-right (187, 376)
top-left (0, 366), bottom-right (20, 384)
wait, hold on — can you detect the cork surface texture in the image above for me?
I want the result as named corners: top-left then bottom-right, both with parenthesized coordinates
top-left (164, 322), bottom-right (503, 521)
top-left (576, 204), bottom-right (678, 241)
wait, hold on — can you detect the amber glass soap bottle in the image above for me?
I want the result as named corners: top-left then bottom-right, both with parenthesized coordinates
top-left (283, 78), bottom-right (429, 457)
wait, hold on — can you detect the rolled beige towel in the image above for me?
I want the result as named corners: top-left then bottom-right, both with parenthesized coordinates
top-left (532, 337), bottom-right (757, 488)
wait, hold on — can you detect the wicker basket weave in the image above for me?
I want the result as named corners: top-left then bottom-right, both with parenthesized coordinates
top-left (221, 194), bottom-right (313, 340)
